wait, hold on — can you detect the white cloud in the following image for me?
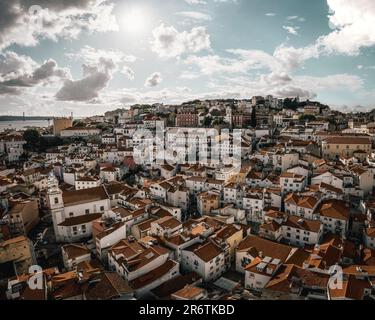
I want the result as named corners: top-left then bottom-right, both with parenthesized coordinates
top-left (67, 46), bottom-right (137, 82)
top-left (283, 26), bottom-right (299, 36)
top-left (56, 57), bottom-right (116, 101)
top-left (213, 0), bottom-right (238, 3)
top-left (184, 45), bottom-right (320, 78)
top-left (265, 13), bottom-right (276, 17)
top-left (184, 0), bottom-right (207, 4)
top-left (177, 86), bottom-right (192, 93)
top-left (121, 66), bottom-right (135, 81)
top-left (184, 0), bottom-right (237, 3)
top-left (145, 72), bottom-right (163, 87)
top-left (0, 51), bottom-right (70, 95)
top-left (315, 0), bottom-right (375, 55)
top-left (275, 87), bottom-right (316, 99)
top-left (151, 23), bottom-right (211, 58)
top-left (0, 51), bottom-right (37, 81)
top-left (270, 1), bottom-right (375, 79)
top-left (287, 15), bottom-right (305, 22)
top-left (66, 46), bottom-right (136, 65)
top-left (185, 49), bottom-right (277, 75)
top-left (183, 43), bottom-right (364, 102)
top-left (175, 11), bottom-right (212, 21)
top-left (0, 1), bottom-right (118, 50)
top-left (295, 74), bottom-right (363, 91)
top-left (180, 71), bottom-right (201, 79)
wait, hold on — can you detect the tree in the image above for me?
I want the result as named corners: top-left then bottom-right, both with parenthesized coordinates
top-left (23, 129), bottom-right (40, 151)
top-left (203, 116), bottom-right (213, 127)
top-left (39, 136), bottom-right (63, 152)
top-left (284, 98), bottom-right (299, 110)
top-left (250, 107), bottom-right (257, 128)
top-left (212, 117), bottom-right (225, 126)
top-left (299, 114), bottom-right (317, 122)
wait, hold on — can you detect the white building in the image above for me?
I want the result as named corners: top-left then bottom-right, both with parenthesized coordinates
top-left (61, 244), bottom-right (91, 270)
top-left (93, 219), bottom-right (127, 262)
top-left (260, 211), bottom-right (324, 247)
top-left (181, 241), bottom-right (225, 282)
top-left (316, 199), bottom-right (349, 238)
top-left (235, 235), bottom-right (296, 274)
top-left (150, 216), bottom-right (183, 238)
top-left (60, 127), bottom-right (101, 138)
top-left (100, 167), bottom-right (120, 183)
top-left (284, 193), bottom-right (320, 220)
top-left (0, 135), bottom-right (26, 162)
top-left (244, 256), bottom-right (283, 291)
top-left (280, 172), bottom-right (307, 195)
top-left (75, 176), bottom-right (101, 190)
top-left (311, 171), bottom-right (345, 190)
top-left (272, 152), bottom-right (299, 172)
top-left (47, 174), bottom-right (110, 242)
top-left (108, 239), bottom-right (170, 282)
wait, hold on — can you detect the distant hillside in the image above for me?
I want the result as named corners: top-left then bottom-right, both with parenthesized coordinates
top-left (0, 116), bottom-right (52, 121)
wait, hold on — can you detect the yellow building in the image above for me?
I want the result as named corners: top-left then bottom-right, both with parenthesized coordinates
top-left (197, 192), bottom-right (220, 215)
top-left (322, 136), bottom-right (372, 160)
top-left (214, 225), bottom-right (244, 261)
top-left (0, 236), bottom-right (36, 275)
top-left (8, 199), bottom-right (39, 237)
top-left (53, 117), bottom-right (73, 136)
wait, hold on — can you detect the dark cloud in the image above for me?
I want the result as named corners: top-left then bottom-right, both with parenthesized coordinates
top-left (145, 72), bottom-right (162, 87)
top-left (18, 0), bottom-right (93, 11)
top-left (55, 57), bottom-right (115, 101)
top-left (0, 85), bottom-right (20, 95)
top-left (0, 53), bottom-right (69, 93)
top-left (0, 1), bottom-right (117, 50)
top-left (275, 86), bottom-right (317, 99)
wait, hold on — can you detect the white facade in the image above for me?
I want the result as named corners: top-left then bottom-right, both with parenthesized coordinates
top-left (311, 172), bottom-right (344, 189)
top-left (61, 128), bottom-right (101, 138)
top-left (273, 153), bottom-right (299, 171)
top-left (280, 174), bottom-right (307, 195)
top-left (47, 178), bottom-right (110, 242)
top-left (181, 244), bottom-right (225, 282)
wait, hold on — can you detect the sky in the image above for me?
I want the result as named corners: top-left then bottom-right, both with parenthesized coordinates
top-left (0, 0), bottom-right (375, 117)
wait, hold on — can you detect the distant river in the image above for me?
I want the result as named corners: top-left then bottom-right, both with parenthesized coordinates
top-left (0, 120), bottom-right (51, 132)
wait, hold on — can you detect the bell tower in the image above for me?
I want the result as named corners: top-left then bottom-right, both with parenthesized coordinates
top-left (47, 172), bottom-right (65, 242)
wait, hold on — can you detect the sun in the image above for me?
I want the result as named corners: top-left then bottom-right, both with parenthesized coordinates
top-left (122, 7), bottom-right (149, 34)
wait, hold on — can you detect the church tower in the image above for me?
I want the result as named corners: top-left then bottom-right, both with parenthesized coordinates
top-left (46, 172), bottom-right (65, 242)
top-left (226, 106), bottom-right (233, 128)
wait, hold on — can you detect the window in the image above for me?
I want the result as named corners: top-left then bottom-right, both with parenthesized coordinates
top-left (100, 206), bottom-right (104, 211)
top-left (54, 197), bottom-right (59, 204)
top-left (85, 209), bottom-right (90, 214)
